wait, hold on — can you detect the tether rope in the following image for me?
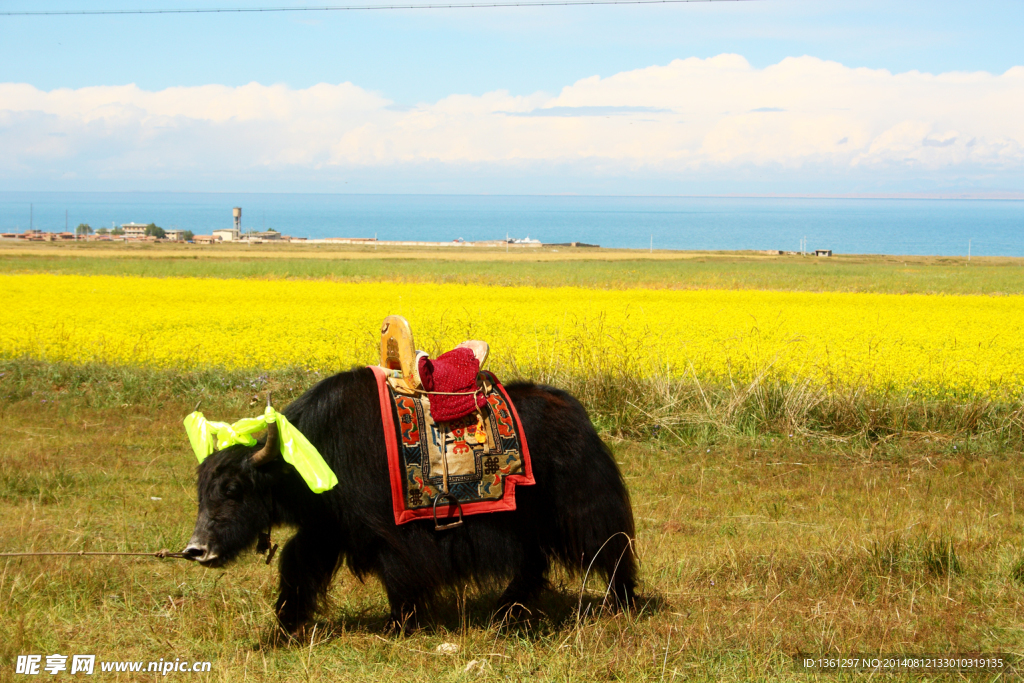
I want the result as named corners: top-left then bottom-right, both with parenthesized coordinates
top-left (0, 549), bottom-right (191, 559)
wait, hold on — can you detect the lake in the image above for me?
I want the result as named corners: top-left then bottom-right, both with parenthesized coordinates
top-left (2, 192), bottom-right (1022, 256)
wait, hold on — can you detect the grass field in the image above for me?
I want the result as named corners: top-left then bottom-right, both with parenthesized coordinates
top-left (2, 361), bottom-right (1022, 681)
top-left (2, 244), bottom-right (1024, 681)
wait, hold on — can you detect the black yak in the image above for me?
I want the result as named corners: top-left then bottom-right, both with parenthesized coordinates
top-left (183, 367), bottom-right (636, 634)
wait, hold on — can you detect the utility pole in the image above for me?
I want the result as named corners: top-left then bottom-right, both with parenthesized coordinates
top-left (30, 203), bottom-right (33, 232)
top-left (650, 234), bottom-right (653, 254)
top-left (66, 209), bottom-right (69, 236)
top-left (968, 239), bottom-right (972, 262)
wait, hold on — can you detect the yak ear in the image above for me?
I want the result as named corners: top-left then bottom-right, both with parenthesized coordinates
top-left (250, 421), bottom-right (280, 466)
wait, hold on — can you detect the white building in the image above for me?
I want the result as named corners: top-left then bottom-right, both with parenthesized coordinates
top-left (212, 228), bottom-right (240, 242)
top-left (121, 222), bottom-right (148, 238)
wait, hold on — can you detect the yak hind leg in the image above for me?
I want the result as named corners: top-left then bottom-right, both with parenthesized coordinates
top-left (494, 546), bottom-right (549, 621)
top-left (382, 586), bottom-right (423, 635)
top-left (378, 552), bottom-right (434, 635)
top-left (275, 530), bottom-right (340, 637)
top-left (589, 532), bottom-right (637, 611)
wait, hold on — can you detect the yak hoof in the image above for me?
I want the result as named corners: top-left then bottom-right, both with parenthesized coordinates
top-left (385, 607), bottom-right (420, 636)
top-left (493, 601), bottom-right (533, 626)
top-left (276, 623), bottom-right (310, 643)
top-left (384, 617), bottom-right (415, 636)
top-left (266, 623), bottom-right (307, 648)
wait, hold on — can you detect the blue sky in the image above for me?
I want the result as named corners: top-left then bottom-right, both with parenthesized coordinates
top-left (1, 0), bottom-right (1023, 194)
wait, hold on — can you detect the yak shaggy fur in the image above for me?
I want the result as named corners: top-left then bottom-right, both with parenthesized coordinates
top-left (191, 367), bottom-right (637, 633)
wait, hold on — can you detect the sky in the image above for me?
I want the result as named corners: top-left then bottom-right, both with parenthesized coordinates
top-left (1, 0), bottom-right (1023, 195)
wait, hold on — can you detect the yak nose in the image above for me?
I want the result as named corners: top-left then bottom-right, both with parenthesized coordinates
top-left (183, 545), bottom-right (205, 560)
top-left (183, 543), bottom-right (216, 563)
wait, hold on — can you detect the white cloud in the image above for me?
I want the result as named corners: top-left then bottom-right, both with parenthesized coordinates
top-left (1, 55), bottom-right (1022, 190)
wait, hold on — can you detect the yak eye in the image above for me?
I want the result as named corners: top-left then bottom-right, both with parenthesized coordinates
top-left (223, 482), bottom-right (243, 499)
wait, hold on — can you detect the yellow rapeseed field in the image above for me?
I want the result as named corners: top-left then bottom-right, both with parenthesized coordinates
top-left (3, 273), bottom-right (1023, 398)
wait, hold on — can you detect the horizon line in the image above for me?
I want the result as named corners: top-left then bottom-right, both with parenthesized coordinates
top-left (2, 190), bottom-right (1023, 200)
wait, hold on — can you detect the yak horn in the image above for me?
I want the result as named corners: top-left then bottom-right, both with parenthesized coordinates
top-left (250, 420), bottom-right (280, 466)
top-left (251, 394), bottom-right (279, 466)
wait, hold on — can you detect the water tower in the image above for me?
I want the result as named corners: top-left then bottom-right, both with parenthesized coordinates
top-left (233, 207), bottom-right (242, 234)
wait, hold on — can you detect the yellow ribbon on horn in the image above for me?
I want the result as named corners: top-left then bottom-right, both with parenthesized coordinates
top-left (183, 406), bottom-right (338, 494)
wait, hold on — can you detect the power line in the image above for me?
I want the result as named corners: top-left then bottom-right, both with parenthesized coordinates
top-left (1, 0), bottom-right (754, 16)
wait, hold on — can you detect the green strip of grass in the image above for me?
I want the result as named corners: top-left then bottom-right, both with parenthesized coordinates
top-left (4, 251), bottom-right (1024, 294)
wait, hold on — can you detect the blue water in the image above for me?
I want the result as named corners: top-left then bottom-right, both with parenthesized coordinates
top-left (2, 192), bottom-right (1022, 257)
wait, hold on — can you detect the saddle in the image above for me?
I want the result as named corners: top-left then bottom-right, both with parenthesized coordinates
top-left (378, 316), bottom-right (506, 530)
top-left (379, 315), bottom-right (488, 394)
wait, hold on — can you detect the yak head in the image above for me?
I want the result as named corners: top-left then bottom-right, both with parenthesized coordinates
top-left (183, 422), bottom-right (280, 567)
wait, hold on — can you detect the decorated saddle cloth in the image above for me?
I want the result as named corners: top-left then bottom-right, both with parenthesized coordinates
top-left (369, 365), bottom-right (534, 525)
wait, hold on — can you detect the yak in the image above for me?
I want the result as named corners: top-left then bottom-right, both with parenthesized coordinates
top-left (183, 366), bottom-right (636, 634)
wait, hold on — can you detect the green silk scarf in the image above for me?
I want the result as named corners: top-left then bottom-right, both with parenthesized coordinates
top-left (183, 406), bottom-right (338, 494)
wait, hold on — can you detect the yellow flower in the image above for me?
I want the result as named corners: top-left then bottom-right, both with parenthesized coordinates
top-left (3, 273), bottom-right (1022, 399)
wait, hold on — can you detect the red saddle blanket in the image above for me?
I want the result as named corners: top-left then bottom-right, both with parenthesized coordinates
top-left (369, 365), bottom-right (534, 526)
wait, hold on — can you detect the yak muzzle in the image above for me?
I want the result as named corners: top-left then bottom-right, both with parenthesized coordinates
top-left (185, 510), bottom-right (223, 566)
top-left (182, 541), bottom-right (221, 567)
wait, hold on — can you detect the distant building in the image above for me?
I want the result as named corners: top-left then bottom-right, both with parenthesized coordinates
top-left (193, 235), bottom-right (218, 244)
top-left (815, 249), bottom-right (833, 257)
top-left (253, 230), bottom-right (281, 240)
top-left (121, 222), bottom-right (148, 238)
top-left (164, 229), bottom-right (185, 241)
top-left (212, 228), bottom-right (240, 242)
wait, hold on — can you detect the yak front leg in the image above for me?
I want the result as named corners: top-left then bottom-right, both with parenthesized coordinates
top-left (275, 530), bottom-right (340, 636)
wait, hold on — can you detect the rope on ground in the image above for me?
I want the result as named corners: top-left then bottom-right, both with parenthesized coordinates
top-left (0, 549), bottom-right (192, 560)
